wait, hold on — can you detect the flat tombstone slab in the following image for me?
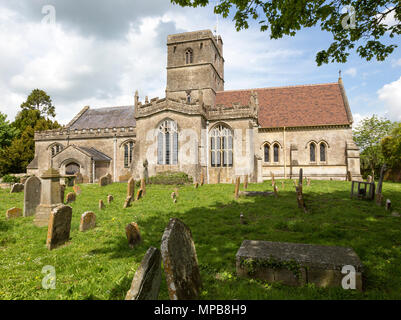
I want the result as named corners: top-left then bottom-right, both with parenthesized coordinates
top-left (10, 183), bottom-right (24, 193)
top-left (46, 205), bottom-right (72, 250)
top-left (236, 240), bottom-right (363, 290)
top-left (6, 207), bottom-right (22, 220)
top-left (79, 211), bottom-right (96, 232)
top-left (125, 247), bottom-right (162, 300)
top-left (24, 176), bottom-right (41, 217)
top-left (66, 192), bottom-right (76, 204)
top-left (161, 218), bottom-right (202, 300)
top-left (126, 222), bottom-right (141, 248)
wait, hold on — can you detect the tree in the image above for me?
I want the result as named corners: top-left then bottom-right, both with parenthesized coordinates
top-left (381, 123), bottom-right (401, 168)
top-left (20, 89), bottom-right (56, 118)
top-left (353, 115), bottom-right (394, 178)
top-left (0, 112), bottom-right (19, 149)
top-left (171, 0), bottom-right (401, 65)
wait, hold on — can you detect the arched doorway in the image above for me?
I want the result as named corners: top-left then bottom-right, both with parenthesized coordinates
top-left (65, 162), bottom-right (80, 175)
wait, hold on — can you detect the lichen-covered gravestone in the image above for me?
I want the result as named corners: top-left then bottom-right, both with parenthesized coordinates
top-left (161, 218), bottom-right (202, 300)
top-left (10, 183), bottom-right (24, 193)
top-left (127, 178), bottom-right (135, 198)
top-left (46, 205), bottom-right (72, 250)
top-left (126, 222), bottom-right (141, 248)
top-left (79, 211), bottom-right (96, 232)
top-left (23, 176), bottom-right (41, 217)
top-left (123, 196), bottom-right (132, 209)
top-left (66, 192), bottom-right (76, 204)
top-left (125, 247), bottom-right (162, 300)
top-left (6, 208), bottom-right (22, 220)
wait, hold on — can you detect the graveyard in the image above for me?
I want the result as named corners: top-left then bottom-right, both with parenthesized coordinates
top-left (1, 178), bottom-right (401, 300)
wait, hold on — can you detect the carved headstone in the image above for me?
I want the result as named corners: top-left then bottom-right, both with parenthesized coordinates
top-left (127, 178), bottom-right (135, 198)
top-left (126, 222), bottom-right (141, 248)
top-left (234, 177), bottom-right (240, 199)
top-left (125, 247), bottom-right (162, 300)
top-left (79, 211), bottom-right (96, 232)
top-left (23, 176), bottom-right (41, 217)
top-left (99, 175), bottom-right (109, 187)
top-left (46, 205), bottom-right (72, 250)
top-left (161, 218), bottom-right (202, 300)
top-left (6, 207), bottom-right (22, 220)
top-left (10, 183), bottom-right (24, 193)
top-left (66, 192), bottom-right (76, 204)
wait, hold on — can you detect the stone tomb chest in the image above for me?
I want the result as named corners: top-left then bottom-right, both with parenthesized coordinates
top-left (236, 240), bottom-right (363, 290)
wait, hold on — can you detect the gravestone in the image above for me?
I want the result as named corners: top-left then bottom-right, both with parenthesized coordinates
top-left (194, 182), bottom-right (199, 189)
top-left (99, 175), bottom-right (109, 187)
top-left (296, 185), bottom-right (308, 213)
top-left (79, 211), bottom-right (96, 232)
top-left (6, 207), bottom-right (22, 220)
top-left (273, 184), bottom-right (278, 198)
top-left (376, 164), bottom-right (386, 206)
top-left (234, 177), bottom-right (240, 199)
top-left (66, 192), bottom-right (76, 204)
top-left (127, 177), bottom-right (135, 198)
top-left (386, 199), bottom-right (392, 211)
top-left (46, 205), bottom-right (72, 250)
top-left (34, 169), bottom-right (63, 227)
top-left (107, 195), bottom-right (114, 204)
top-left (140, 178), bottom-right (146, 196)
top-left (136, 189), bottom-right (143, 201)
top-left (23, 176), bottom-right (41, 217)
top-left (99, 200), bottom-right (105, 210)
top-left (123, 196), bottom-right (132, 209)
top-left (126, 222), bottom-right (141, 248)
top-left (106, 173), bottom-right (113, 184)
top-left (60, 185), bottom-right (65, 204)
top-left (75, 173), bottom-right (84, 184)
top-left (244, 175), bottom-right (249, 189)
top-left (73, 185), bottom-right (82, 195)
top-left (161, 218), bottom-right (202, 300)
top-left (298, 168), bottom-right (303, 186)
top-left (143, 159), bottom-right (149, 184)
top-left (10, 183), bottom-right (24, 193)
top-left (125, 247), bottom-right (162, 300)
top-left (236, 240), bottom-right (363, 290)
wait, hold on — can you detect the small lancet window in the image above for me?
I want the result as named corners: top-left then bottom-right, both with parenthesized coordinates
top-left (185, 48), bottom-right (193, 64)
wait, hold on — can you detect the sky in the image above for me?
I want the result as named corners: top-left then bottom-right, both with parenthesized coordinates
top-left (0, 0), bottom-right (400, 127)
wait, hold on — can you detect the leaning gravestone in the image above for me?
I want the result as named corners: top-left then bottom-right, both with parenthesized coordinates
top-left (23, 176), bottom-right (41, 217)
top-left (10, 183), bottom-right (24, 194)
top-left (125, 247), bottom-right (162, 300)
top-left (136, 189), bottom-right (143, 201)
top-left (161, 218), bottom-right (202, 300)
top-left (127, 178), bottom-right (135, 198)
top-left (123, 196), bottom-right (132, 209)
top-left (79, 211), bottom-right (96, 232)
top-left (126, 222), bottom-right (141, 248)
top-left (46, 205), bottom-right (72, 250)
top-left (6, 207), bottom-right (22, 220)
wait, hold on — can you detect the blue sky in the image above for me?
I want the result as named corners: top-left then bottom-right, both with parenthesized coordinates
top-left (0, 0), bottom-right (400, 127)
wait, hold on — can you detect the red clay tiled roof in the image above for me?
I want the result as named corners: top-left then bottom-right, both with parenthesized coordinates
top-left (215, 83), bottom-right (351, 128)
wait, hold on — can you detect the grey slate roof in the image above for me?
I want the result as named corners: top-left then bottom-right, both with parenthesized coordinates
top-left (69, 106), bottom-right (136, 130)
top-left (76, 146), bottom-right (112, 162)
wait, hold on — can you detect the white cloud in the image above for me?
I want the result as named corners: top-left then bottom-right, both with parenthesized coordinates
top-left (377, 77), bottom-right (401, 121)
top-left (345, 67), bottom-right (357, 77)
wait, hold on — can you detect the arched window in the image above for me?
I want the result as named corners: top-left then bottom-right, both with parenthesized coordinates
top-left (320, 143), bottom-right (327, 162)
top-left (158, 120), bottom-right (178, 165)
top-left (310, 143), bottom-right (316, 162)
top-left (264, 144), bottom-right (270, 163)
top-left (273, 144), bottom-right (279, 163)
top-left (210, 124), bottom-right (233, 167)
top-left (185, 48), bottom-right (193, 64)
top-left (123, 141), bottom-right (134, 168)
top-left (186, 92), bottom-right (191, 104)
top-left (51, 144), bottom-right (63, 156)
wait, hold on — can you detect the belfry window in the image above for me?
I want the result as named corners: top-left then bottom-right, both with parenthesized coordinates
top-left (124, 141), bottom-right (134, 168)
top-left (210, 125), bottom-right (233, 167)
top-left (185, 48), bottom-right (193, 64)
top-left (158, 120), bottom-right (178, 165)
top-left (51, 144), bottom-right (63, 156)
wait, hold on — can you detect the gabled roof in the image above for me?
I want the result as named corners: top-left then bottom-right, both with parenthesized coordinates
top-left (53, 145), bottom-right (112, 162)
top-left (68, 106), bottom-right (136, 130)
top-left (215, 82), bottom-right (352, 128)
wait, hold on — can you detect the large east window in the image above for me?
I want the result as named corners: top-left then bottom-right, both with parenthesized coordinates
top-left (210, 125), bottom-right (233, 167)
top-left (158, 120), bottom-right (178, 165)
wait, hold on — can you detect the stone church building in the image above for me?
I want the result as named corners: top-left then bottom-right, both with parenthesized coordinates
top-left (27, 30), bottom-right (362, 184)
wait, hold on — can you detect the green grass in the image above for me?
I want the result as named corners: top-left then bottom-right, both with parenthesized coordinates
top-left (1, 180), bottom-right (401, 300)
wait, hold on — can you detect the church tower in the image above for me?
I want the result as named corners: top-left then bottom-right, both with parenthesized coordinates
top-left (166, 30), bottom-right (224, 107)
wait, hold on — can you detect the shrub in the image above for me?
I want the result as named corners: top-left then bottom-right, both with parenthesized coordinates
top-left (1, 174), bottom-right (20, 183)
top-left (136, 171), bottom-right (193, 186)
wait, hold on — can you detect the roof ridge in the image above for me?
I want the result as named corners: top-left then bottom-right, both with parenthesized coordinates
top-left (217, 82), bottom-right (339, 93)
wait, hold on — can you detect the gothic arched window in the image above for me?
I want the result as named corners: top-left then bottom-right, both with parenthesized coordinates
top-left (210, 125), bottom-right (233, 167)
top-left (320, 143), bottom-right (327, 162)
top-left (264, 144), bottom-right (270, 163)
top-left (51, 144), bottom-right (63, 156)
top-left (273, 144), bottom-right (279, 163)
top-left (310, 142), bottom-right (316, 162)
top-left (185, 48), bottom-right (193, 64)
top-left (158, 120), bottom-right (178, 165)
top-left (123, 141), bottom-right (134, 168)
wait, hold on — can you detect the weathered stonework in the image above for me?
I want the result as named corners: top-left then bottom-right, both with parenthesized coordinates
top-left (24, 176), bottom-right (41, 217)
top-left (46, 205), bottom-right (73, 250)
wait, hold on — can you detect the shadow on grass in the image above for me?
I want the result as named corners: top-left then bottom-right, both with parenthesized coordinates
top-left (88, 236), bottom-right (141, 259)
